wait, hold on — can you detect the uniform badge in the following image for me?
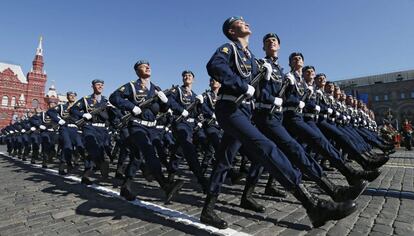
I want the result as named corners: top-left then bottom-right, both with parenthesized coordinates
top-left (221, 47), bottom-right (229, 54)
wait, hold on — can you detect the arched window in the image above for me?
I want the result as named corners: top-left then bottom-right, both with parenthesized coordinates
top-left (32, 99), bottom-right (39, 108)
top-left (10, 96), bottom-right (16, 107)
top-left (1, 95), bottom-right (8, 107)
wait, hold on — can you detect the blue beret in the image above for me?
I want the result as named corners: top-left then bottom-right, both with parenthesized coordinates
top-left (182, 70), bottom-right (194, 77)
top-left (302, 65), bottom-right (315, 73)
top-left (289, 52), bottom-right (304, 63)
top-left (66, 91), bottom-right (77, 96)
top-left (315, 73), bottom-right (326, 79)
top-left (222, 16), bottom-right (244, 39)
top-left (92, 79), bottom-right (104, 85)
top-left (263, 33), bottom-right (280, 44)
top-left (134, 60), bottom-right (150, 70)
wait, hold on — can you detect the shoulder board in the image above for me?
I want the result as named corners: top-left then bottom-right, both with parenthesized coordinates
top-left (84, 96), bottom-right (90, 98)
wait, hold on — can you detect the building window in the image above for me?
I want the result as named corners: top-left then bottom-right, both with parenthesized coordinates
top-left (411, 91), bottom-right (414, 98)
top-left (384, 94), bottom-right (388, 101)
top-left (1, 95), bottom-right (8, 107)
top-left (0, 112), bottom-right (7, 119)
top-left (374, 95), bottom-right (379, 101)
top-left (401, 93), bottom-right (406, 99)
top-left (10, 97), bottom-right (16, 107)
top-left (32, 99), bottom-right (39, 108)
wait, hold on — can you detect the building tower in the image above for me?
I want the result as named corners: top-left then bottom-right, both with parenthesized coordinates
top-left (26, 36), bottom-right (47, 109)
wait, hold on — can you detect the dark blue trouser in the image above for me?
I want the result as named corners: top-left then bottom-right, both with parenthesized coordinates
top-left (59, 126), bottom-right (84, 163)
top-left (172, 121), bottom-right (204, 182)
top-left (316, 119), bottom-right (363, 157)
top-left (41, 131), bottom-right (58, 158)
top-left (31, 133), bottom-right (41, 158)
top-left (338, 125), bottom-right (369, 152)
top-left (283, 112), bottom-right (344, 168)
top-left (83, 125), bottom-right (110, 169)
top-left (250, 111), bottom-right (323, 181)
top-left (208, 101), bottom-right (302, 195)
top-left (126, 124), bottom-right (164, 181)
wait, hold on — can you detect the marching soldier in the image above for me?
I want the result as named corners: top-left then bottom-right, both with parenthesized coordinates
top-left (168, 70), bottom-right (208, 190)
top-left (71, 79), bottom-right (111, 185)
top-left (109, 60), bottom-right (184, 203)
top-left (200, 16), bottom-right (357, 229)
top-left (47, 91), bottom-right (84, 175)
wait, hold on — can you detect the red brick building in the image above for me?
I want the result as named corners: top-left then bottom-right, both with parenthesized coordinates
top-left (0, 37), bottom-right (48, 128)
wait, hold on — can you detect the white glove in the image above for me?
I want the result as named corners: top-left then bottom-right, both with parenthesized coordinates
top-left (132, 106), bottom-right (142, 115)
top-left (157, 91), bottom-right (168, 103)
top-left (327, 108), bottom-right (333, 114)
top-left (197, 122), bottom-right (203, 128)
top-left (196, 94), bottom-right (204, 104)
top-left (307, 87), bottom-right (314, 96)
top-left (347, 115), bottom-right (351, 120)
top-left (181, 109), bottom-right (189, 117)
top-left (21, 129), bottom-right (26, 133)
top-left (58, 119), bottom-right (66, 125)
top-left (10, 131), bottom-right (14, 134)
top-left (83, 113), bottom-right (92, 120)
top-left (39, 125), bottom-right (46, 130)
top-left (30, 127), bottom-right (36, 132)
top-left (273, 97), bottom-right (283, 106)
top-left (316, 90), bottom-right (323, 96)
top-left (315, 105), bottom-right (321, 112)
top-left (212, 113), bottom-right (216, 119)
top-left (286, 73), bottom-right (295, 85)
top-left (245, 85), bottom-right (255, 99)
top-left (298, 101), bottom-right (305, 109)
top-left (335, 111), bottom-right (340, 117)
top-left (263, 62), bottom-right (272, 81)
top-left (167, 108), bottom-right (173, 115)
top-left (164, 127), bottom-right (169, 132)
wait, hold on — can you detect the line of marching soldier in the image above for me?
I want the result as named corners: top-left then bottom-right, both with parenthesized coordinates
top-left (0, 16), bottom-right (395, 229)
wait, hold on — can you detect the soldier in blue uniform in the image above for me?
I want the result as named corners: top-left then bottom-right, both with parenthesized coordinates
top-left (20, 111), bottom-right (35, 161)
top-left (282, 52), bottom-right (380, 186)
top-left (199, 78), bottom-right (223, 175)
top-left (168, 70), bottom-right (208, 191)
top-left (109, 60), bottom-right (184, 203)
top-left (28, 108), bottom-right (43, 164)
top-left (47, 91), bottom-right (84, 175)
top-left (39, 101), bottom-right (59, 168)
top-left (200, 17), bottom-right (357, 229)
top-left (314, 77), bottom-right (388, 170)
top-left (71, 80), bottom-right (111, 185)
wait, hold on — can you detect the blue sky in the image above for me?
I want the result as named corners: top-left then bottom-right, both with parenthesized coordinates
top-left (1, 0), bottom-right (413, 96)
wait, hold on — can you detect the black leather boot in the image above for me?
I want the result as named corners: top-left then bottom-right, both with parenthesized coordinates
top-left (120, 178), bottom-right (137, 201)
top-left (200, 194), bottom-right (228, 229)
top-left (292, 184), bottom-right (357, 228)
top-left (58, 162), bottom-right (66, 175)
top-left (240, 181), bottom-right (266, 213)
top-left (337, 162), bottom-right (381, 185)
top-left (318, 175), bottom-right (368, 202)
top-left (81, 168), bottom-right (94, 185)
top-left (99, 160), bottom-right (109, 179)
top-left (159, 178), bottom-right (184, 204)
top-left (264, 176), bottom-right (287, 198)
top-left (349, 153), bottom-right (388, 171)
top-left (42, 153), bottom-right (48, 168)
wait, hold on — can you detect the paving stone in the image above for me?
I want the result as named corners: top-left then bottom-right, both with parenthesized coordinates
top-left (1, 147), bottom-right (414, 235)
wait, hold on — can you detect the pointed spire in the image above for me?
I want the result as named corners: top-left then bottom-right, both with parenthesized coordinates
top-left (36, 36), bottom-right (43, 56)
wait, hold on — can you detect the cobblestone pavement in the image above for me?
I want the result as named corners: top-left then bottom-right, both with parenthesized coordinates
top-left (0, 145), bottom-right (414, 236)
